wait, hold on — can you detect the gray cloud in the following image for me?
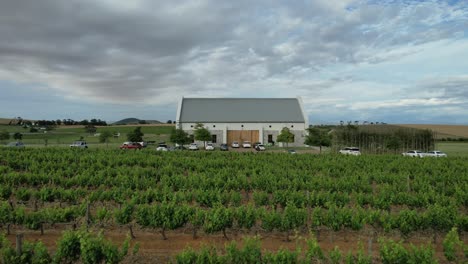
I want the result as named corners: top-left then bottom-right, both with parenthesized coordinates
top-left (0, 0), bottom-right (467, 106)
top-left (420, 75), bottom-right (468, 99)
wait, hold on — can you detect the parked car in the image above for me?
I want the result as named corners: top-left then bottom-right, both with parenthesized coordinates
top-left (402, 150), bottom-right (424, 158)
top-left (189, 143), bottom-right (199, 150)
top-left (231, 141), bottom-right (240, 148)
top-left (425, 150), bottom-right (447, 157)
top-left (339, 147), bottom-right (361, 156)
top-left (205, 143), bottom-right (215, 151)
top-left (242, 141), bottom-right (252, 148)
top-left (70, 141), bottom-right (88, 148)
top-left (138, 142), bottom-right (148, 148)
top-left (288, 149), bottom-right (297, 154)
top-left (156, 143), bottom-right (168, 151)
top-left (7, 142), bottom-right (25, 148)
top-left (220, 144), bottom-right (229, 151)
top-left (255, 144), bottom-right (266, 151)
top-left (120, 142), bottom-right (142, 149)
top-left (174, 145), bottom-right (187, 151)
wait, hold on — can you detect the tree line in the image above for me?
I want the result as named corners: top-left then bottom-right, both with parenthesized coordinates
top-left (7, 118), bottom-right (107, 127)
top-left (331, 124), bottom-right (435, 153)
top-left (34, 118), bottom-right (108, 126)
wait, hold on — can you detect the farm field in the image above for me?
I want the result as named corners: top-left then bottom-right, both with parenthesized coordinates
top-left (397, 124), bottom-right (468, 139)
top-left (437, 142), bottom-right (468, 157)
top-left (0, 148), bottom-right (467, 263)
top-left (0, 124), bottom-right (175, 147)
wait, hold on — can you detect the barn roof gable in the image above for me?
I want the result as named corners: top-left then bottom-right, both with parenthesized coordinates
top-left (178, 98), bottom-right (306, 123)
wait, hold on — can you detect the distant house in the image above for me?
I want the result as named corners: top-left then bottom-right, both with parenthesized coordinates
top-left (176, 97), bottom-right (308, 147)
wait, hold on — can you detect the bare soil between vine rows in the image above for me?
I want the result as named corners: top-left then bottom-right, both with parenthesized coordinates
top-left (5, 225), bottom-right (463, 263)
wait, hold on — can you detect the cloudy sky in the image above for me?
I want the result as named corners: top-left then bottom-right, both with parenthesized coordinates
top-left (0, 0), bottom-right (467, 124)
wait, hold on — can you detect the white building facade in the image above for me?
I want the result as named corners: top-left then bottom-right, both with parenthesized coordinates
top-left (176, 97), bottom-right (309, 147)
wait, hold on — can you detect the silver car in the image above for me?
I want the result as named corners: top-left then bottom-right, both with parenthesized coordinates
top-left (402, 150), bottom-right (424, 157)
top-left (189, 143), bottom-right (199, 150)
top-left (425, 151), bottom-right (447, 157)
top-left (231, 141), bottom-right (240, 148)
top-left (339, 147), bottom-right (361, 156)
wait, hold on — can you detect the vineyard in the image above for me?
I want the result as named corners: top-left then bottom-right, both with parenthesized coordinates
top-left (0, 148), bottom-right (467, 263)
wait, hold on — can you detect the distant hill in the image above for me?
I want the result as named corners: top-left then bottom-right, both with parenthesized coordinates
top-left (112, 118), bottom-right (162, 125)
top-left (0, 117), bottom-right (35, 125)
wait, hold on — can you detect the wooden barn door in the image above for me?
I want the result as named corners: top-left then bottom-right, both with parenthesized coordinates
top-left (227, 130), bottom-right (259, 145)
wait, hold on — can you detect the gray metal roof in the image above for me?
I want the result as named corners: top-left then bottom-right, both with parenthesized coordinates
top-left (179, 98), bottom-right (305, 123)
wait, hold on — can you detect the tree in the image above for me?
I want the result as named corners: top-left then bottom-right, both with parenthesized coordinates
top-left (84, 125), bottom-right (97, 135)
top-left (276, 127), bottom-right (294, 148)
top-left (194, 123), bottom-right (211, 147)
top-left (80, 119), bottom-right (89, 126)
top-left (166, 120), bottom-right (173, 124)
top-left (304, 127), bottom-right (331, 153)
top-left (99, 131), bottom-right (113, 146)
top-left (386, 136), bottom-right (401, 153)
top-left (0, 131), bottom-right (9, 141)
top-left (13, 132), bottom-right (22, 141)
top-left (170, 128), bottom-right (191, 146)
top-left (127, 127), bottom-right (144, 142)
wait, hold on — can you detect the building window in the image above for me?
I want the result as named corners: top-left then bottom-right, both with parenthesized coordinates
top-left (190, 125), bottom-right (193, 128)
top-left (241, 125), bottom-right (244, 128)
top-left (189, 134), bottom-right (194, 143)
top-left (269, 125), bottom-right (272, 128)
top-left (268, 134), bottom-right (273, 143)
top-left (291, 135), bottom-right (295, 142)
top-left (211, 135), bottom-right (217, 143)
top-left (213, 125), bottom-right (216, 128)
top-left (291, 125), bottom-right (294, 128)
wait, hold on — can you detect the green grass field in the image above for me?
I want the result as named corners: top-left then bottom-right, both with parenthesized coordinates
top-left (0, 124), bottom-right (174, 146)
top-left (436, 142), bottom-right (468, 157)
top-left (2, 124), bottom-right (468, 156)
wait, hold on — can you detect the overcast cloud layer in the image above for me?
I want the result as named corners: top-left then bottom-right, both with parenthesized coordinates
top-left (0, 0), bottom-right (467, 124)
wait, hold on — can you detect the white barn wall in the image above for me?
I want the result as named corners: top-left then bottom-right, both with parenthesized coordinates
top-left (181, 122), bottom-right (307, 147)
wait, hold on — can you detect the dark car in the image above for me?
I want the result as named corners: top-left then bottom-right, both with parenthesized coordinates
top-left (174, 145), bottom-right (187, 151)
top-left (220, 144), bottom-right (229, 151)
top-left (7, 142), bottom-right (25, 148)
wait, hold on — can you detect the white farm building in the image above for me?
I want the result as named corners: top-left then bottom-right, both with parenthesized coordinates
top-left (176, 97), bottom-right (308, 147)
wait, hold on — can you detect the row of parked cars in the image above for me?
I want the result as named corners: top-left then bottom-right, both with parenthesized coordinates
top-left (6, 141), bottom-right (448, 158)
top-left (402, 150), bottom-right (447, 157)
top-left (338, 147), bottom-right (448, 157)
top-left (156, 141), bottom-right (266, 151)
top-left (231, 141), bottom-right (266, 150)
